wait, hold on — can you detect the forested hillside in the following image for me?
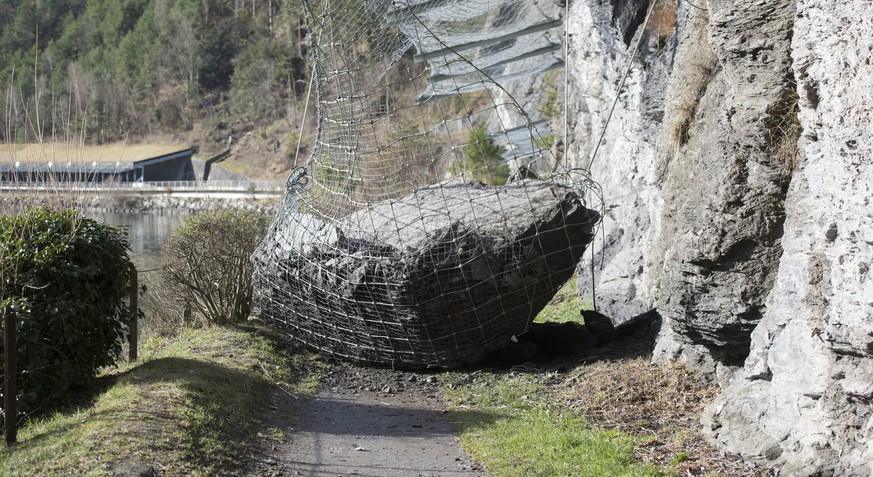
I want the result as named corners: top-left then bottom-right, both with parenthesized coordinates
top-left (1, 0), bottom-right (309, 176)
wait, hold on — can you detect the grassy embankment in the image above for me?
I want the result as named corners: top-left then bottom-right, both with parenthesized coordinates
top-left (441, 282), bottom-right (728, 477)
top-left (0, 323), bottom-right (320, 476)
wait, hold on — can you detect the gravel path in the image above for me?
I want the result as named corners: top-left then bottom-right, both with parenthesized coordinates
top-left (257, 364), bottom-right (485, 477)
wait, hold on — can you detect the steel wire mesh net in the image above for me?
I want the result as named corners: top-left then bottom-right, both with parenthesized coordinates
top-left (252, 0), bottom-right (601, 368)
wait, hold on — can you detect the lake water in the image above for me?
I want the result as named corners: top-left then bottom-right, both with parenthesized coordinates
top-left (88, 212), bottom-right (186, 271)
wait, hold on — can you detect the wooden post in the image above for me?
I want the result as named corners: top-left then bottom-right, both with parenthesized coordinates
top-left (4, 305), bottom-right (17, 444)
top-left (129, 266), bottom-right (138, 362)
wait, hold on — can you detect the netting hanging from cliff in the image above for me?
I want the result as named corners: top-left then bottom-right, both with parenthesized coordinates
top-left (252, 0), bottom-right (601, 369)
top-left (395, 0), bottom-right (565, 102)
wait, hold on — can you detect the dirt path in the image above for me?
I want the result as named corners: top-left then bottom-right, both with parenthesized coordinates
top-left (256, 363), bottom-right (485, 477)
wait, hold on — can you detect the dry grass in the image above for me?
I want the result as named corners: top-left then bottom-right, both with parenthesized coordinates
top-left (562, 358), bottom-right (715, 434)
top-left (661, 9), bottom-right (718, 154)
top-left (670, 101), bottom-right (695, 150)
top-left (1, 142), bottom-right (187, 164)
top-left (766, 89), bottom-right (801, 174)
top-left (646, 0), bottom-right (679, 41)
top-left (559, 358), bottom-right (773, 476)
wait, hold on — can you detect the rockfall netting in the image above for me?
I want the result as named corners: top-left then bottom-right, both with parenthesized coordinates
top-left (395, 0), bottom-right (565, 102)
top-left (252, 0), bottom-right (601, 368)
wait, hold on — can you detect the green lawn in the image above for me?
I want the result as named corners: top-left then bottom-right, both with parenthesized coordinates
top-left (0, 324), bottom-right (319, 477)
top-left (443, 371), bottom-right (671, 477)
top-left (534, 281), bottom-right (591, 325)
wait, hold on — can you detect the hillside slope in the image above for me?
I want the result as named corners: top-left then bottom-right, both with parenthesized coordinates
top-left (0, 0), bottom-right (311, 179)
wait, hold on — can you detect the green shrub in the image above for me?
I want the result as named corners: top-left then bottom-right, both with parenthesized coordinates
top-left (0, 208), bottom-right (133, 420)
top-left (161, 210), bottom-right (270, 325)
top-left (462, 123), bottom-right (509, 186)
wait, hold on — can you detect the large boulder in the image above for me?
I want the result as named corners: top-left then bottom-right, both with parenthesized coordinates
top-left (253, 179), bottom-right (599, 368)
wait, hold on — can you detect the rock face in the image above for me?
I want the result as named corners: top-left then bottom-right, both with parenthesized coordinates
top-left (703, 2), bottom-right (873, 474)
top-left (650, 0), bottom-right (794, 377)
top-left (566, 0), bottom-right (873, 473)
top-left (566, 0), bottom-right (675, 319)
top-left (568, 0), bottom-right (792, 377)
top-left (253, 179), bottom-right (599, 368)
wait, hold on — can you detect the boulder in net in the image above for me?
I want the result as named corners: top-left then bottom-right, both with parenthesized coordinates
top-left (252, 0), bottom-right (601, 368)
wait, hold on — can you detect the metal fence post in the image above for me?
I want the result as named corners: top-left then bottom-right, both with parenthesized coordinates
top-left (4, 305), bottom-right (17, 444)
top-left (129, 266), bottom-right (138, 362)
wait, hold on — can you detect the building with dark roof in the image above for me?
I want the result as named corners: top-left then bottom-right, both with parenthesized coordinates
top-left (0, 148), bottom-right (195, 184)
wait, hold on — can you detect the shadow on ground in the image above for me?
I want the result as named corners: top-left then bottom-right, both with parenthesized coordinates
top-left (475, 309), bottom-right (663, 372)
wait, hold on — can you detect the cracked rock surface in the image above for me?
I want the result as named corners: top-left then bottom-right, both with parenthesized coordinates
top-left (703, 2), bottom-right (873, 474)
top-left (566, 0), bottom-right (872, 473)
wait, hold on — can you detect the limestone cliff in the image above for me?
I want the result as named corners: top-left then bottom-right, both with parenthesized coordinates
top-left (570, 0), bottom-right (793, 378)
top-left (565, 0), bottom-right (872, 473)
top-left (704, 1), bottom-right (873, 474)
top-left (567, 0), bottom-right (674, 321)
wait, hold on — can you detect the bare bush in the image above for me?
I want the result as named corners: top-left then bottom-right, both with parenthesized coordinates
top-left (162, 210), bottom-right (270, 325)
top-left (137, 270), bottom-right (202, 336)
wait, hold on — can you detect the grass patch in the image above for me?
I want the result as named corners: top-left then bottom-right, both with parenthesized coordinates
top-left (442, 372), bottom-right (670, 477)
top-left (443, 281), bottom-right (766, 476)
top-left (0, 323), bottom-right (320, 476)
top-left (534, 280), bottom-right (590, 325)
top-left (556, 358), bottom-right (772, 476)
